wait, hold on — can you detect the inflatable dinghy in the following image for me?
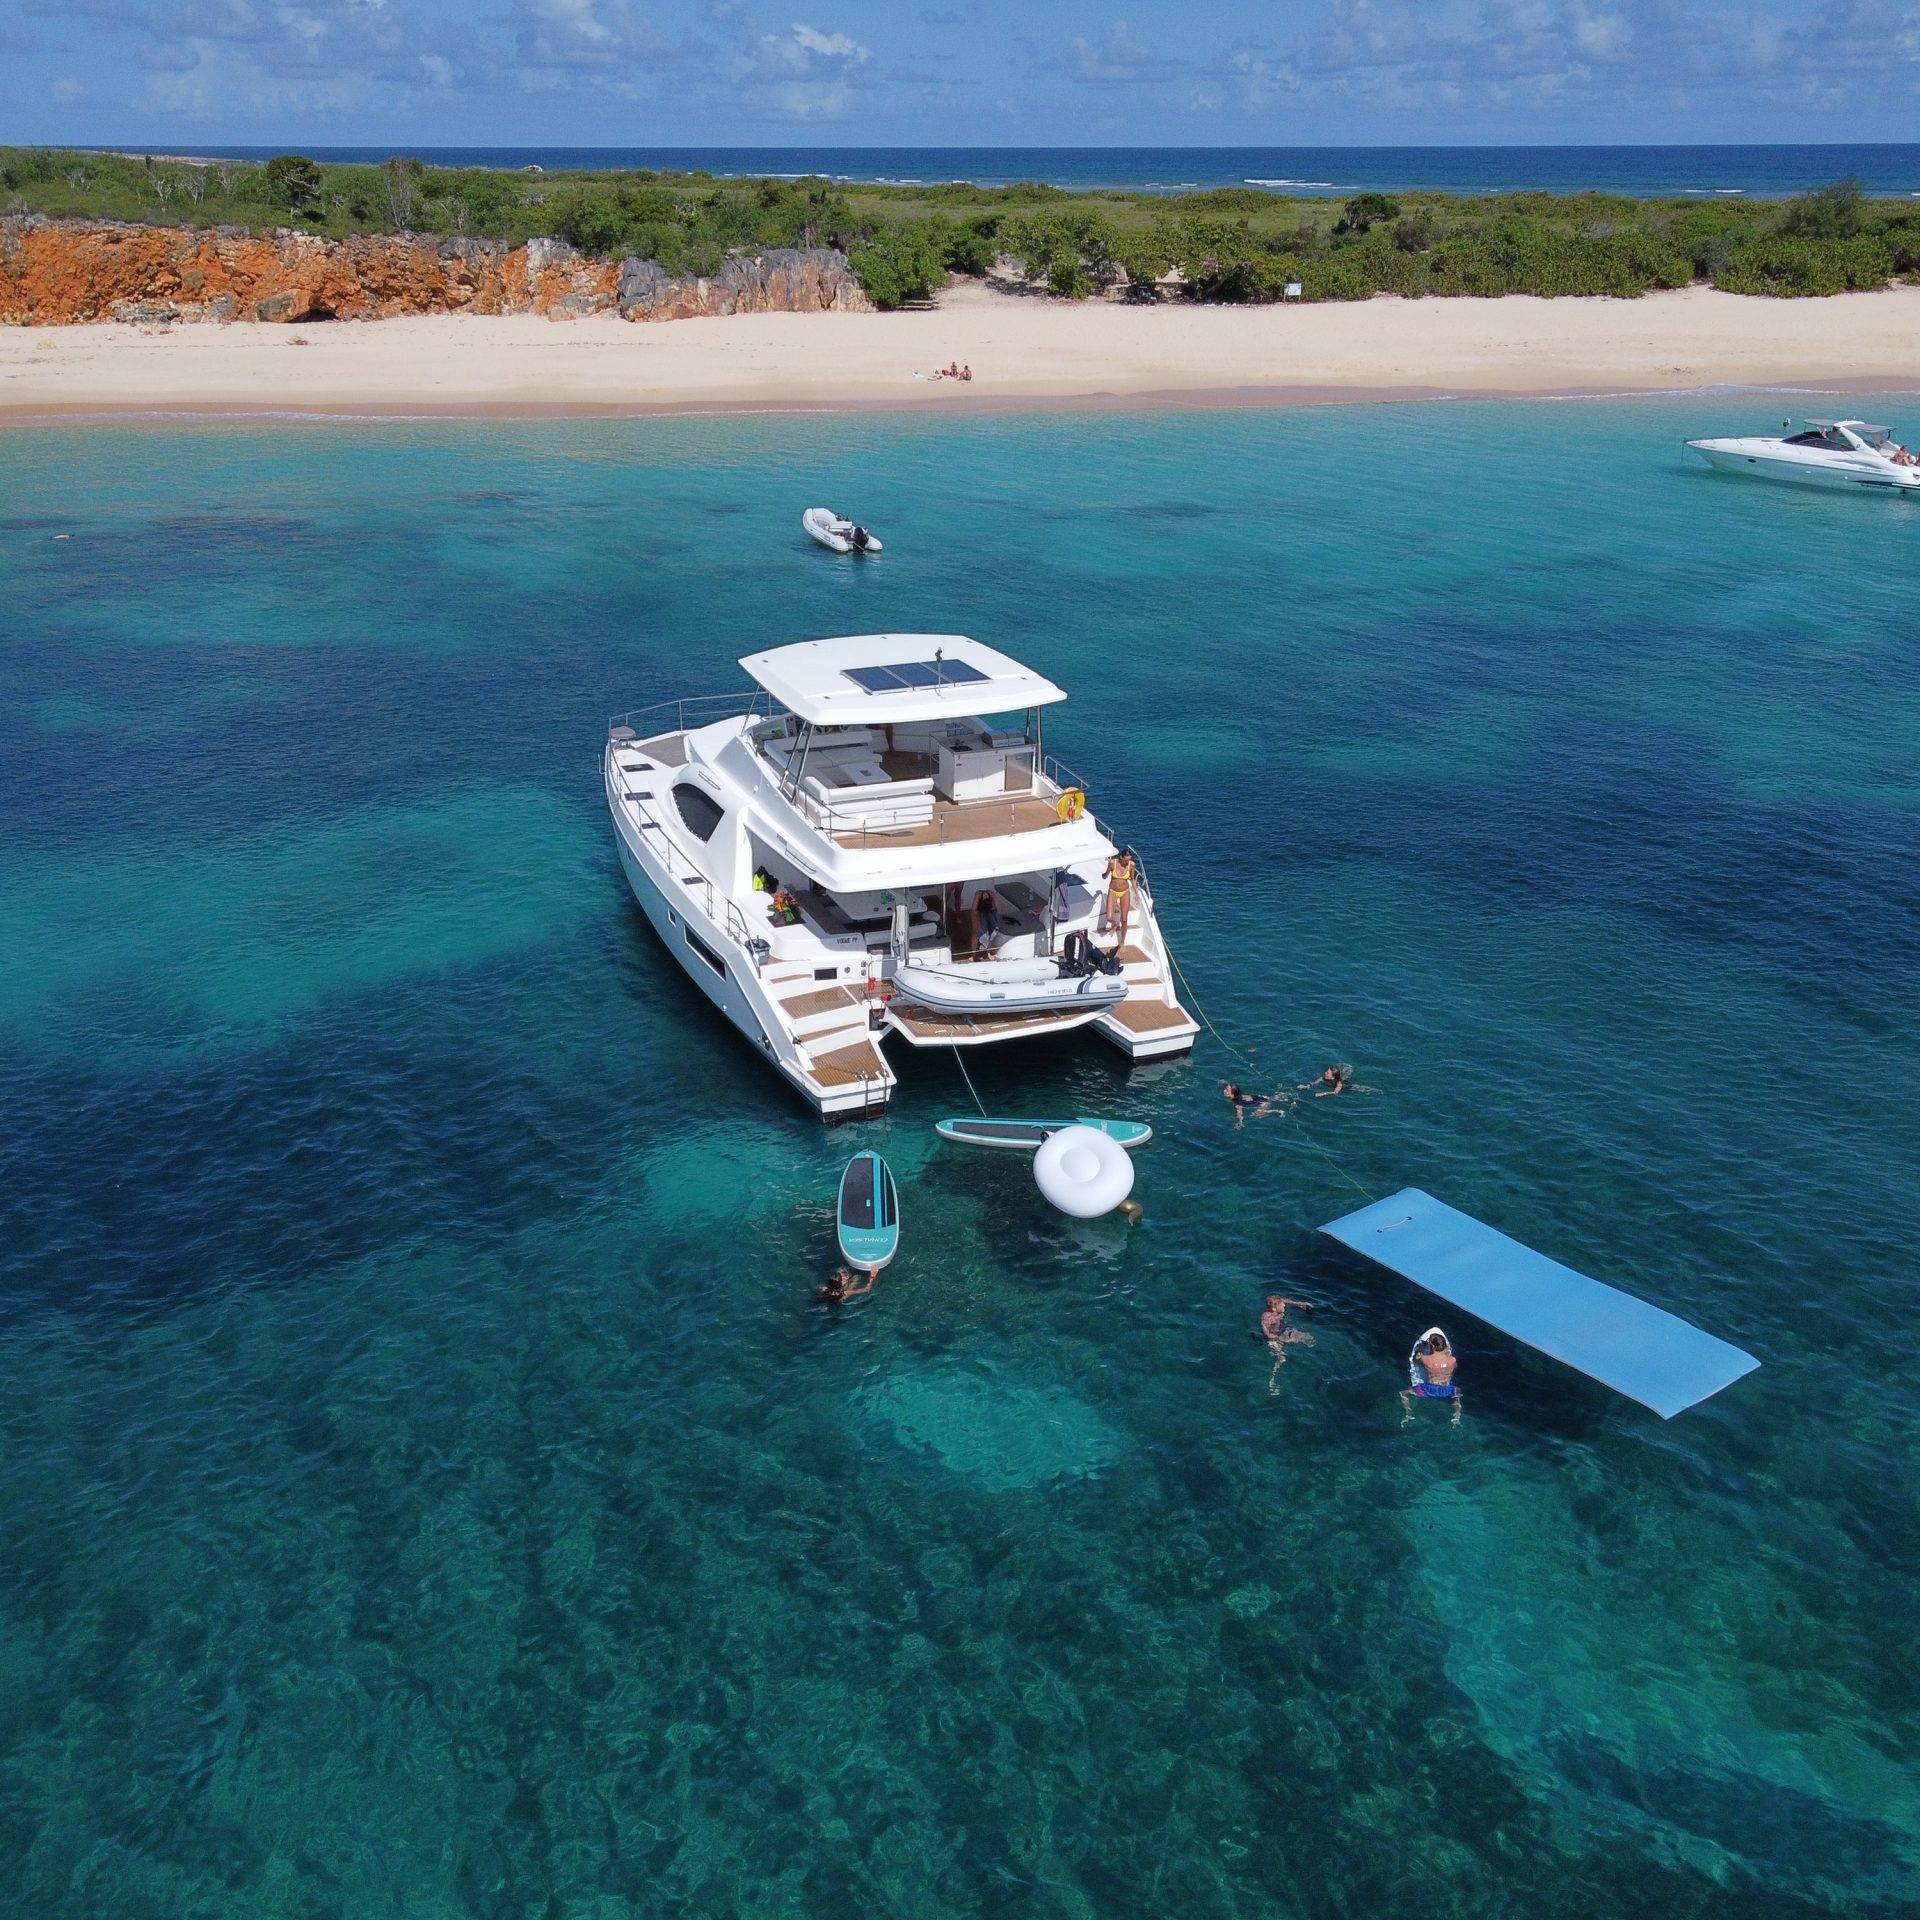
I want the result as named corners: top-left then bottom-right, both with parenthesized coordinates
top-left (935, 1116), bottom-right (1153, 1152)
top-left (895, 958), bottom-right (1127, 1018)
top-left (836, 1149), bottom-right (899, 1272)
top-left (803, 507), bottom-right (882, 555)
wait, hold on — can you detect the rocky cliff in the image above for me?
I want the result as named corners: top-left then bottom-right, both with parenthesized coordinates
top-left (0, 219), bottom-right (871, 325)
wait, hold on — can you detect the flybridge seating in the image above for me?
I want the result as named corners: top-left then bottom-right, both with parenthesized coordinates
top-left (740, 636), bottom-right (1074, 847)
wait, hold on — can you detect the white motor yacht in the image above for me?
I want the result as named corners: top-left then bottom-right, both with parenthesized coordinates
top-left (603, 634), bottom-right (1199, 1119)
top-left (1685, 419), bottom-right (1920, 493)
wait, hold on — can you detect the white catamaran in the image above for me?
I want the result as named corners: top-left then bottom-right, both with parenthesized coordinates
top-left (604, 634), bottom-right (1199, 1118)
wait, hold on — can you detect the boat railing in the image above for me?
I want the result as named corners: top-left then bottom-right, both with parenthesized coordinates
top-left (609, 690), bottom-right (774, 741)
top-left (784, 752), bottom-right (1103, 847)
top-left (1040, 753), bottom-right (1089, 800)
top-left (605, 746), bottom-right (764, 964)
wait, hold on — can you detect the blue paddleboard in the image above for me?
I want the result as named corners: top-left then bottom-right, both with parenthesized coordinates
top-left (836, 1149), bottom-right (900, 1272)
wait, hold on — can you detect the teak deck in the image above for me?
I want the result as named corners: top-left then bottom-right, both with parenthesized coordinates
top-left (833, 794), bottom-right (1063, 849)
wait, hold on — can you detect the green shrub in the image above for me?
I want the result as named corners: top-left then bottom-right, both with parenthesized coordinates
top-left (1715, 236), bottom-right (1892, 296)
top-left (1780, 178), bottom-right (1864, 241)
top-left (942, 218), bottom-right (998, 276)
top-left (1335, 192), bottom-right (1401, 235)
top-left (849, 225), bottom-right (946, 309)
top-left (1393, 208), bottom-right (1441, 254)
top-left (1046, 254), bottom-right (1094, 299)
top-left (262, 154), bottom-right (322, 211)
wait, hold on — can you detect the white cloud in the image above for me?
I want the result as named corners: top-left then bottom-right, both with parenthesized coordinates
top-left (731, 16), bottom-right (871, 117)
top-left (1056, 20), bottom-right (1179, 87)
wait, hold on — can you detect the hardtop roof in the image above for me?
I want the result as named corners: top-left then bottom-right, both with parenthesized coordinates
top-left (739, 634), bottom-right (1066, 726)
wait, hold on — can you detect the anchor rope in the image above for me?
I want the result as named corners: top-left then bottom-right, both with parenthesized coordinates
top-left (952, 1036), bottom-right (989, 1119)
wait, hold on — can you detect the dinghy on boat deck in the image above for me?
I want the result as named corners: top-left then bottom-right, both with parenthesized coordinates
top-left (895, 957), bottom-right (1127, 1018)
top-left (935, 1116), bottom-right (1153, 1151)
top-left (837, 1150), bottom-right (900, 1272)
top-left (1319, 1188), bottom-right (1759, 1418)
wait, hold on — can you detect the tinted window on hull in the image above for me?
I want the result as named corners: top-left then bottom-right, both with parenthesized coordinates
top-left (673, 782), bottom-right (725, 842)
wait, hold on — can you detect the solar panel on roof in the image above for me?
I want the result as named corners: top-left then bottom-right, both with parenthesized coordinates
top-left (842, 658), bottom-right (992, 694)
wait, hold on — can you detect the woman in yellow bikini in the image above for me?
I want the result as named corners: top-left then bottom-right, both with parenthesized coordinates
top-left (1102, 848), bottom-right (1137, 951)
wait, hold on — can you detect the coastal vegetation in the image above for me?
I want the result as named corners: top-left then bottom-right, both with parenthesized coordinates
top-left (5, 146), bottom-right (1919, 310)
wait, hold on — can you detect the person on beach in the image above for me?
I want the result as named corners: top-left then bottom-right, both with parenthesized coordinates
top-left (816, 1266), bottom-right (874, 1306)
top-left (960, 365), bottom-right (973, 382)
top-left (1402, 1331), bottom-right (1462, 1425)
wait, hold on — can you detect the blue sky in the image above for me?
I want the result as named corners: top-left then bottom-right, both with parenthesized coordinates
top-left (3, 0), bottom-right (1918, 147)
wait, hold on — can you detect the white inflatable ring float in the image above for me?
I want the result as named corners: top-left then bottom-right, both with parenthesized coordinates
top-left (1034, 1125), bottom-right (1136, 1218)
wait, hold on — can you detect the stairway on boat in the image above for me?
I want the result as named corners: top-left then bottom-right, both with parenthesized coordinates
top-left (761, 963), bottom-right (895, 1105)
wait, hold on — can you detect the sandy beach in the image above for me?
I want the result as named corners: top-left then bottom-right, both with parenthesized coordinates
top-left (3, 279), bottom-right (1918, 418)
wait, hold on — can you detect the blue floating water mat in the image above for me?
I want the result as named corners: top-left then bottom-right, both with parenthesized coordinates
top-left (1319, 1187), bottom-right (1759, 1418)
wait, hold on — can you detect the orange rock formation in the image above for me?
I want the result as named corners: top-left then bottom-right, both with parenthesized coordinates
top-left (0, 220), bottom-right (870, 325)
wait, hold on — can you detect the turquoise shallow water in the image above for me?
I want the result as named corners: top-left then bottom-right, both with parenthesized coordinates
top-left (2, 395), bottom-right (1919, 1916)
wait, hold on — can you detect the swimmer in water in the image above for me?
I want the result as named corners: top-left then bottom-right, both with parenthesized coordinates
top-left (815, 1266), bottom-right (875, 1306)
top-left (1258, 1293), bottom-right (1316, 1392)
top-left (1301, 1063), bottom-right (1373, 1097)
top-left (1223, 1081), bottom-right (1276, 1125)
top-left (1402, 1330), bottom-right (1461, 1425)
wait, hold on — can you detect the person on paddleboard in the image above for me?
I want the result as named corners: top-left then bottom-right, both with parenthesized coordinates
top-left (1402, 1330), bottom-right (1461, 1425)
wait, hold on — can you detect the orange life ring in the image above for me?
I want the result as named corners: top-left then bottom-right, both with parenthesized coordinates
top-left (1057, 788), bottom-right (1087, 822)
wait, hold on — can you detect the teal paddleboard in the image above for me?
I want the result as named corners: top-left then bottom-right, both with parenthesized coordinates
top-left (934, 1117), bottom-right (1153, 1152)
top-left (836, 1149), bottom-right (899, 1272)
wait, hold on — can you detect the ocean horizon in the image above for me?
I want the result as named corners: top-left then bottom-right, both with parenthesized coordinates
top-left (72, 142), bottom-right (1920, 199)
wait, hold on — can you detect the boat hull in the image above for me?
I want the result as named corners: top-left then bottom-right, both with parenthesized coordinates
top-left (608, 774), bottom-right (887, 1121)
top-left (803, 508), bottom-right (883, 552)
top-left (1687, 442), bottom-right (1920, 492)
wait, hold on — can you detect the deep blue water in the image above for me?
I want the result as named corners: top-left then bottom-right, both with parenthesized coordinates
top-left (3, 395), bottom-right (1920, 1916)
top-left (96, 143), bottom-right (1920, 198)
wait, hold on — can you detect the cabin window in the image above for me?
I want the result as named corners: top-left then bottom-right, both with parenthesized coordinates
top-left (672, 781), bottom-right (725, 842)
top-left (685, 927), bottom-right (728, 977)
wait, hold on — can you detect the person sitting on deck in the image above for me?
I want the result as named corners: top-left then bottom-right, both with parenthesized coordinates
top-left (1402, 1331), bottom-right (1461, 1425)
top-left (816, 1266), bottom-right (875, 1306)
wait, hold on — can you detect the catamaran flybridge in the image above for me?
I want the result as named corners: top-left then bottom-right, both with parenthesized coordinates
top-left (1685, 419), bottom-right (1920, 493)
top-left (603, 634), bottom-right (1199, 1118)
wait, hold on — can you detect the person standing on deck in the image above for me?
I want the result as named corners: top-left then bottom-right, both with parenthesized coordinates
top-left (1102, 848), bottom-right (1137, 952)
top-left (973, 889), bottom-right (1005, 955)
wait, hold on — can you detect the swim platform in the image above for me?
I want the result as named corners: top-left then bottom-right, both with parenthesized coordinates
top-left (1320, 1187), bottom-right (1759, 1418)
